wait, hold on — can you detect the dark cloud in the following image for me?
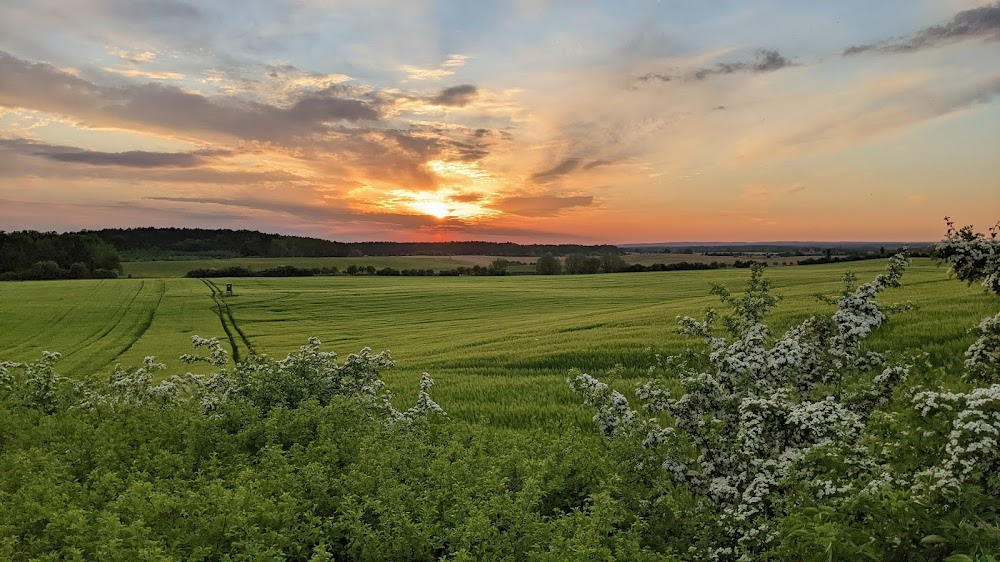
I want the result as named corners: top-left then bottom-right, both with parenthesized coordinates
top-left (490, 194), bottom-right (594, 217)
top-left (531, 158), bottom-right (615, 183)
top-left (0, 138), bottom-right (305, 184)
top-left (0, 51), bottom-right (381, 142)
top-left (40, 149), bottom-right (207, 168)
top-left (450, 192), bottom-right (483, 203)
top-left (844, 2), bottom-right (1000, 55)
top-left (429, 84), bottom-right (479, 107)
top-left (582, 159), bottom-right (614, 171)
top-left (144, 195), bottom-right (446, 229)
top-left (637, 72), bottom-right (671, 83)
top-left (692, 49), bottom-right (794, 79)
top-left (636, 49), bottom-right (795, 84)
top-left (531, 158), bottom-right (582, 182)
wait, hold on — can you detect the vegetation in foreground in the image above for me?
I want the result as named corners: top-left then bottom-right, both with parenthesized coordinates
top-left (0, 222), bottom-right (997, 560)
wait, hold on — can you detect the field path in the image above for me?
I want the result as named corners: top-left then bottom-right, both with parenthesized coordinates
top-left (62, 280), bottom-right (147, 361)
top-left (199, 278), bottom-right (256, 360)
top-left (108, 280), bottom-right (166, 365)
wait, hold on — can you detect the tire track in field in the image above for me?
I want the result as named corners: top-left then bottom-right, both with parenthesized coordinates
top-left (204, 279), bottom-right (256, 356)
top-left (109, 280), bottom-right (166, 364)
top-left (199, 279), bottom-right (243, 362)
top-left (62, 280), bottom-right (146, 360)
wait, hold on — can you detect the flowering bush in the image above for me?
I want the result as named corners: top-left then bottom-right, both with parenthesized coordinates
top-left (1, 336), bottom-right (443, 424)
top-left (572, 223), bottom-right (1000, 560)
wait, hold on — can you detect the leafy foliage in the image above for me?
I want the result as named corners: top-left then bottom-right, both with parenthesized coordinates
top-left (572, 224), bottom-right (1000, 560)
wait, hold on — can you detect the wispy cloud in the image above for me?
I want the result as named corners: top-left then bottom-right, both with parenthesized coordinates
top-left (843, 2), bottom-right (1000, 55)
top-left (489, 194), bottom-right (595, 217)
top-left (401, 54), bottom-right (469, 81)
top-left (637, 49), bottom-right (796, 84)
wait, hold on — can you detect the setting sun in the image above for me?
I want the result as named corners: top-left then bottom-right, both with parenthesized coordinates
top-left (412, 200), bottom-right (451, 219)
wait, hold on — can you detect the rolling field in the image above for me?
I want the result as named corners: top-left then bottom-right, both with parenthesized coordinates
top-left (2, 259), bottom-right (996, 429)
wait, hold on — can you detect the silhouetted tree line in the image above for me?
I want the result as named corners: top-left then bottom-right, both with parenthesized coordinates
top-left (186, 259), bottom-right (519, 278)
top-left (0, 231), bottom-right (122, 281)
top-left (626, 242), bottom-right (935, 254)
top-left (185, 265), bottom-right (337, 278)
top-left (535, 252), bottom-right (729, 275)
top-left (87, 227), bottom-right (621, 259)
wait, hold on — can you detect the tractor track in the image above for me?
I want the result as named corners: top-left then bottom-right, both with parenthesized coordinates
top-left (199, 278), bottom-right (255, 361)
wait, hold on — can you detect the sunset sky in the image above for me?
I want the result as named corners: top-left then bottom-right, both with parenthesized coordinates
top-left (1, 0), bottom-right (998, 243)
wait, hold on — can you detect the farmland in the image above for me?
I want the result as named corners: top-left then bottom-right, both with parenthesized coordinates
top-left (2, 258), bottom-right (995, 429)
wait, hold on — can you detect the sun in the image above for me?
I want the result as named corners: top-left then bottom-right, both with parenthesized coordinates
top-left (412, 200), bottom-right (451, 219)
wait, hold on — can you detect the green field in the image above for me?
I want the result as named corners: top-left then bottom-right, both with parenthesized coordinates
top-left (2, 259), bottom-right (996, 429)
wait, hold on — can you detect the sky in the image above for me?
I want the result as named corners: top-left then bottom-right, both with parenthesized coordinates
top-left (0, 0), bottom-right (998, 243)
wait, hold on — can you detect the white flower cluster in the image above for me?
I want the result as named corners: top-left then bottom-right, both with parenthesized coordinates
top-left (2, 336), bottom-right (444, 423)
top-left (572, 255), bottom-right (916, 559)
top-left (935, 218), bottom-right (1000, 296)
top-left (963, 311), bottom-right (1000, 382)
top-left (912, 384), bottom-right (1000, 494)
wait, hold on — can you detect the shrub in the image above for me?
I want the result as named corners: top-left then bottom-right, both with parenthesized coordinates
top-left (571, 225), bottom-right (1000, 560)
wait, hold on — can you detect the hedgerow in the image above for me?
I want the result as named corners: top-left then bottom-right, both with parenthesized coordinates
top-left (571, 221), bottom-right (1000, 560)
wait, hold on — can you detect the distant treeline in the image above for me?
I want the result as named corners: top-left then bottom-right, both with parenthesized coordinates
top-left (187, 259), bottom-right (521, 278)
top-left (534, 252), bottom-right (734, 275)
top-left (87, 227), bottom-right (620, 259)
top-left (627, 243), bottom-right (935, 255)
top-left (185, 257), bottom-right (741, 279)
top-left (0, 231), bottom-right (122, 281)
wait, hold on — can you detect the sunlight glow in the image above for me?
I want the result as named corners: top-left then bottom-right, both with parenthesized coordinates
top-left (412, 199), bottom-right (451, 219)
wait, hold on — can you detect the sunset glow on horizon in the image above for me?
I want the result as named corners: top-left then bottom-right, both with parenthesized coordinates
top-left (1, 1), bottom-right (998, 243)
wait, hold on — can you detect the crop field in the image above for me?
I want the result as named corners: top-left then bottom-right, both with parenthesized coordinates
top-left (1, 258), bottom-right (996, 429)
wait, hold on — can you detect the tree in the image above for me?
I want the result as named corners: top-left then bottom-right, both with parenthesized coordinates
top-left (69, 262), bottom-right (90, 279)
top-left (599, 253), bottom-right (626, 273)
top-left (488, 258), bottom-right (510, 275)
top-left (535, 253), bottom-right (561, 275)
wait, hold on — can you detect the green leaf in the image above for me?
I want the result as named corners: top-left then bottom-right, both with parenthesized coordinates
top-left (943, 555), bottom-right (974, 562)
top-left (921, 535), bottom-right (949, 545)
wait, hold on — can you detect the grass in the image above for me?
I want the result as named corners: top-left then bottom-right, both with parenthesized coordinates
top-left (2, 259), bottom-right (996, 429)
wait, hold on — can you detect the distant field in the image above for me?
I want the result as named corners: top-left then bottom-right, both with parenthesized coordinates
top-left (623, 253), bottom-right (812, 266)
top-left (123, 255), bottom-right (484, 278)
top-left (2, 259), bottom-right (995, 429)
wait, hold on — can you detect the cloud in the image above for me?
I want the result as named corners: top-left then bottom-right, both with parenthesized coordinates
top-left (0, 138), bottom-right (313, 185)
top-left (41, 149), bottom-right (206, 168)
top-left (490, 194), bottom-right (594, 217)
top-left (109, 0), bottom-right (202, 21)
top-left (401, 54), bottom-right (469, 81)
top-left (768, 75), bottom-right (1000, 156)
top-left (103, 67), bottom-right (186, 80)
top-left (843, 2), bottom-right (1000, 55)
top-left (108, 47), bottom-right (157, 64)
top-left (429, 84), bottom-right (479, 107)
top-left (450, 192), bottom-right (484, 203)
top-left (692, 49), bottom-right (794, 79)
top-left (637, 72), bottom-right (671, 83)
top-left (530, 158), bottom-right (615, 183)
top-left (145, 195), bottom-right (451, 229)
top-left (636, 49), bottom-right (795, 84)
top-left (0, 51), bottom-right (381, 141)
top-left (531, 158), bottom-right (582, 182)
